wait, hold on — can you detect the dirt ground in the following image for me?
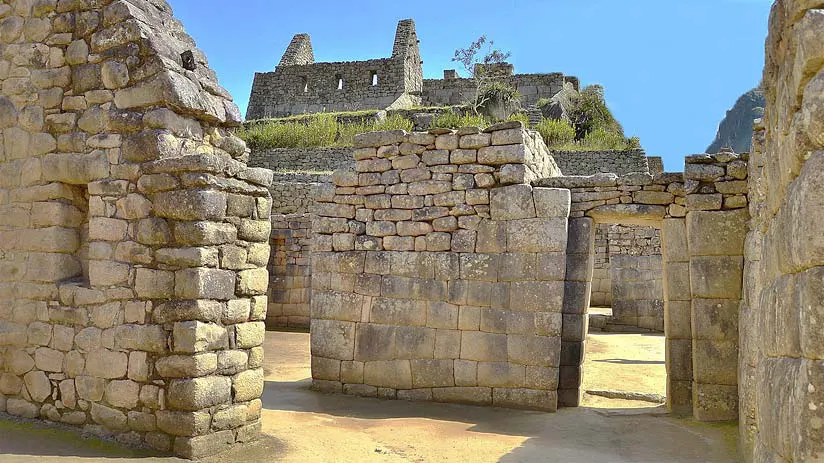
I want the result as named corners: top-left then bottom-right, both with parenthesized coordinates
top-left (0, 330), bottom-right (737, 463)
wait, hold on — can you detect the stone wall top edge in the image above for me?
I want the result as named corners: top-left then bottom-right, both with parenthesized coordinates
top-left (267, 57), bottom-right (397, 73)
top-left (422, 72), bottom-right (568, 83)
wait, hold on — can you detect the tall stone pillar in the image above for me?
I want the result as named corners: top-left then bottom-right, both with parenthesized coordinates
top-left (558, 217), bottom-right (594, 407)
top-left (684, 153), bottom-right (748, 421)
top-left (662, 218), bottom-right (692, 414)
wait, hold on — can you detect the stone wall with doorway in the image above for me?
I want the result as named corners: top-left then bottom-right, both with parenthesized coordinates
top-left (310, 124), bottom-right (571, 410)
top-left (0, 0), bottom-right (271, 458)
top-left (540, 153), bottom-right (748, 419)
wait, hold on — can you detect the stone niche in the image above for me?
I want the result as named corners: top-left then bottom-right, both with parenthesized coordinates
top-left (0, 0), bottom-right (272, 459)
top-left (310, 124), bottom-right (571, 410)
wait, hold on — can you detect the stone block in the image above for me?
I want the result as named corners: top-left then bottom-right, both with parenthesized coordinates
top-left (511, 281), bottom-right (564, 313)
top-left (508, 334), bottom-right (560, 367)
top-left (692, 340), bottom-right (738, 386)
top-left (85, 349), bottom-right (127, 379)
top-left (411, 359), bottom-right (454, 388)
top-left (233, 369), bottom-right (264, 402)
top-left (90, 403), bottom-right (128, 432)
top-left (664, 262), bottom-right (691, 301)
top-left (686, 194), bottom-right (723, 211)
top-left (364, 360), bottom-right (412, 389)
top-left (432, 387), bottom-right (492, 405)
top-left (173, 430), bottom-right (235, 460)
top-left (153, 190), bottom-right (227, 221)
top-left (477, 362), bottom-right (525, 387)
top-left (134, 268), bottom-right (174, 299)
top-left (665, 301), bottom-right (692, 340)
top-left (490, 184), bottom-right (536, 220)
top-left (691, 299), bottom-right (739, 342)
top-left (478, 144), bottom-right (526, 165)
top-left (395, 326), bottom-right (436, 359)
top-left (167, 376), bottom-right (232, 411)
top-left (172, 321), bottom-right (228, 353)
top-left (506, 218), bottom-right (568, 253)
top-left (311, 319), bottom-right (356, 360)
top-left (354, 324), bottom-right (395, 361)
top-left (434, 330), bottom-right (461, 359)
top-left (687, 209), bottom-right (748, 256)
top-left (105, 380), bottom-right (140, 409)
top-left (237, 268), bottom-right (269, 296)
top-left (175, 268), bottom-right (236, 300)
top-left (156, 354), bottom-right (217, 378)
top-left (689, 256), bottom-right (743, 299)
top-left (667, 339), bottom-right (693, 382)
top-left (370, 298), bottom-right (426, 327)
top-left (533, 188), bottom-right (571, 218)
top-left (493, 388), bottom-right (557, 411)
top-left (692, 383), bottom-right (738, 422)
top-left (460, 331), bottom-right (507, 362)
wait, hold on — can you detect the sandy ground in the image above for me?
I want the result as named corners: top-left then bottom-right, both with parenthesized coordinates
top-left (0, 330), bottom-right (737, 463)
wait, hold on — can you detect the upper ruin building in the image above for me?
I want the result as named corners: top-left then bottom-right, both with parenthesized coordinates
top-left (245, 19), bottom-right (580, 120)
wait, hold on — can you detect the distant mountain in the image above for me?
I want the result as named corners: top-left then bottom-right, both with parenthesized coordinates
top-left (707, 87), bottom-right (765, 154)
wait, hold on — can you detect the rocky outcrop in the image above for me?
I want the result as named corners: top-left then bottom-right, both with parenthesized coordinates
top-left (707, 87), bottom-right (765, 154)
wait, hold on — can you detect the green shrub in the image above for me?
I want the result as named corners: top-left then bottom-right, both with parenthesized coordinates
top-left (567, 84), bottom-right (624, 139)
top-left (536, 97), bottom-right (552, 109)
top-left (432, 109), bottom-right (487, 129)
top-left (536, 118), bottom-right (576, 147)
top-left (478, 81), bottom-right (521, 106)
top-left (508, 112), bottom-right (530, 125)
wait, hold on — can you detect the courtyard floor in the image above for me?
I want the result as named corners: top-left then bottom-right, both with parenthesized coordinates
top-left (0, 330), bottom-right (738, 462)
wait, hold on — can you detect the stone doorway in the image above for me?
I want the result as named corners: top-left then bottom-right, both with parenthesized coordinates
top-left (543, 155), bottom-right (748, 421)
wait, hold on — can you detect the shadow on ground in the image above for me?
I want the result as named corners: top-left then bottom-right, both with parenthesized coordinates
top-left (261, 377), bottom-right (738, 462)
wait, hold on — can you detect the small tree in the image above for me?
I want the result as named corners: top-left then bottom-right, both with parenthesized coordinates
top-left (452, 36), bottom-right (514, 116)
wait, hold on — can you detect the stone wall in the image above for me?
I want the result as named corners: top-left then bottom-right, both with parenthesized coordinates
top-left (551, 149), bottom-right (650, 176)
top-left (247, 145), bottom-right (349, 329)
top-left (590, 224), bottom-right (662, 312)
top-left (538, 153), bottom-right (748, 415)
top-left (740, 2), bottom-right (824, 460)
top-left (610, 254), bottom-right (663, 331)
top-left (310, 124), bottom-right (569, 410)
top-left (268, 214), bottom-right (312, 328)
top-left (248, 148), bottom-right (354, 174)
top-left (420, 73), bottom-right (574, 108)
top-left (0, 0), bottom-right (271, 459)
top-left (246, 20), bottom-right (422, 120)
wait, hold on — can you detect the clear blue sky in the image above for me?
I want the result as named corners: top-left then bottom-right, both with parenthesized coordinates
top-left (169, 0), bottom-right (771, 172)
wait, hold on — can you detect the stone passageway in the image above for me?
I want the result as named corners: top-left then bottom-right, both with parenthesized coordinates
top-left (0, 331), bottom-right (735, 462)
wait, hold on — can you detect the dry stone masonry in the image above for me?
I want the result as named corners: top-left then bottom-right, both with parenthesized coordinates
top-left (246, 20), bottom-right (423, 120)
top-left (245, 19), bottom-right (580, 121)
top-left (0, 0), bottom-right (272, 459)
top-left (536, 152), bottom-right (748, 412)
top-left (740, 2), bottom-right (824, 460)
top-left (310, 123), bottom-right (571, 409)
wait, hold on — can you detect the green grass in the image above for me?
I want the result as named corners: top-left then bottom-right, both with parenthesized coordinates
top-left (236, 113), bottom-right (412, 150)
top-left (244, 109), bottom-right (380, 126)
top-left (431, 109), bottom-right (488, 129)
top-left (535, 117), bottom-right (640, 151)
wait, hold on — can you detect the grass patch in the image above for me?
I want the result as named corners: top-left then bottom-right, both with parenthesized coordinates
top-left (237, 113), bottom-right (412, 150)
top-left (431, 109), bottom-right (488, 129)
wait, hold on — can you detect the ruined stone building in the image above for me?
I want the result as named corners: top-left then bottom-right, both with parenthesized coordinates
top-left (0, 1), bottom-right (823, 462)
top-left (245, 19), bottom-right (579, 121)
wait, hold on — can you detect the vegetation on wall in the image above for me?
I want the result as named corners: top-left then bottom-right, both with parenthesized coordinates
top-left (535, 84), bottom-right (641, 151)
top-left (237, 113), bottom-right (412, 150)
